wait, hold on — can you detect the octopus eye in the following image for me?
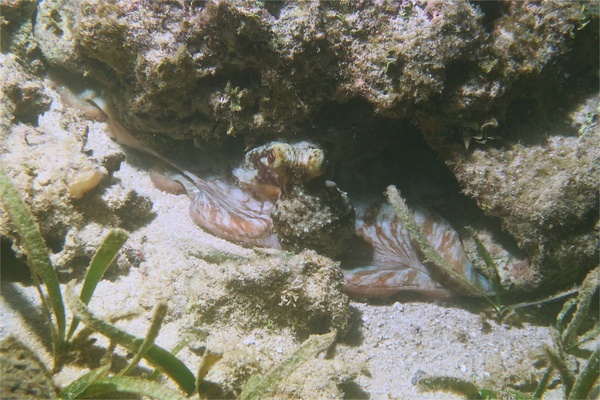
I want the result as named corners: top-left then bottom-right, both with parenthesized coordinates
top-left (267, 150), bottom-right (275, 165)
top-left (305, 149), bottom-right (326, 178)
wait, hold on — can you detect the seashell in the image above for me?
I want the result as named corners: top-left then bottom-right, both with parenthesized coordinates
top-left (342, 202), bottom-right (493, 299)
top-left (67, 166), bottom-right (104, 199)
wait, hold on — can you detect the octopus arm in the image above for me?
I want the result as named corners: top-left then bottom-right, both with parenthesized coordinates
top-left (189, 179), bottom-right (281, 249)
top-left (343, 266), bottom-right (452, 299)
top-left (414, 207), bottom-right (493, 295)
top-left (343, 202), bottom-right (492, 300)
top-left (150, 164), bottom-right (280, 249)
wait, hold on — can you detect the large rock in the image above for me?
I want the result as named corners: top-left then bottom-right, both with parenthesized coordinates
top-left (430, 95), bottom-right (599, 290)
top-left (30, 1), bottom-right (593, 145)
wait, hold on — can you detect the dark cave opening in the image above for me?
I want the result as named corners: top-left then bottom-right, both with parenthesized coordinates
top-left (468, 0), bottom-right (510, 31)
top-left (308, 99), bottom-right (528, 281)
top-left (311, 98), bottom-right (483, 227)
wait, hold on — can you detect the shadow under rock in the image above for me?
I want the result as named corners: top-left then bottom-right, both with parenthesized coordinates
top-left (339, 305), bottom-right (365, 347)
top-left (339, 380), bottom-right (370, 400)
top-left (75, 175), bottom-right (157, 232)
top-left (1, 237), bottom-right (33, 284)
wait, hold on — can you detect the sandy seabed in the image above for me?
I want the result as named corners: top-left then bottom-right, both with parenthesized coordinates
top-left (1, 94), bottom-right (567, 399)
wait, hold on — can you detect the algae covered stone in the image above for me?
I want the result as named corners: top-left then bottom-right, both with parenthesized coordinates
top-left (272, 182), bottom-right (355, 260)
top-left (186, 250), bottom-right (350, 337)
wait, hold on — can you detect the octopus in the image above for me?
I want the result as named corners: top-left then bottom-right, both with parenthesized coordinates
top-left (94, 101), bottom-right (492, 300)
top-left (151, 141), bottom-right (355, 259)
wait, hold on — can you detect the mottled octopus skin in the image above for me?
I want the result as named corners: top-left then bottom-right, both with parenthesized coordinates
top-left (230, 141), bottom-right (355, 259)
top-left (266, 142), bottom-right (327, 189)
top-left (188, 178), bottom-right (281, 249)
top-left (100, 106), bottom-right (490, 299)
top-left (231, 144), bottom-right (281, 202)
top-left (343, 202), bottom-right (493, 299)
top-left (151, 145), bottom-right (490, 299)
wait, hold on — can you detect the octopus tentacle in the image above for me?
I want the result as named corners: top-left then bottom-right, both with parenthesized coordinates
top-left (343, 267), bottom-right (452, 299)
top-left (150, 164), bottom-right (280, 249)
top-left (189, 179), bottom-right (280, 249)
top-left (343, 202), bottom-right (493, 299)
